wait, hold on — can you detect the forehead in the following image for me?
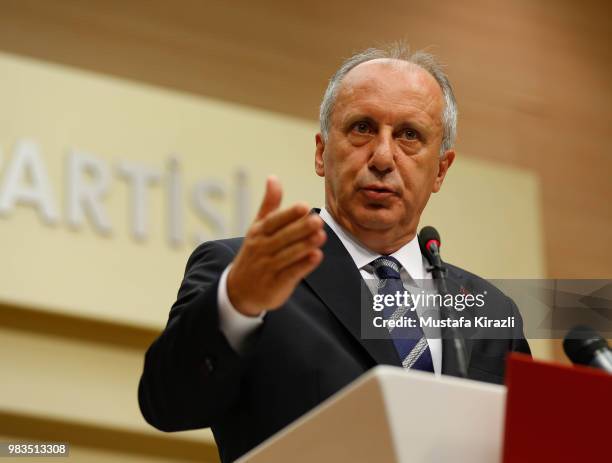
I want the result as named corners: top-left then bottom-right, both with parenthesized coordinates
top-left (334, 59), bottom-right (444, 125)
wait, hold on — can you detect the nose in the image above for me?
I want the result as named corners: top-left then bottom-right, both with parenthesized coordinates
top-left (368, 129), bottom-right (395, 175)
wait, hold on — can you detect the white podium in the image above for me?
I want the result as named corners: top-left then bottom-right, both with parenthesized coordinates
top-left (237, 366), bottom-right (506, 463)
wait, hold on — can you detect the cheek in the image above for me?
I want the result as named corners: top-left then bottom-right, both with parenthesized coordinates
top-left (398, 158), bottom-right (438, 196)
top-left (328, 148), bottom-right (362, 183)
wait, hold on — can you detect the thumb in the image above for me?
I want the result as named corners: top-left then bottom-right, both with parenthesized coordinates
top-left (256, 176), bottom-right (282, 220)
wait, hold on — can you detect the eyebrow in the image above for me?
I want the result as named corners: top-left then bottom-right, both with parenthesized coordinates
top-left (342, 114), bottom-right (377, 129)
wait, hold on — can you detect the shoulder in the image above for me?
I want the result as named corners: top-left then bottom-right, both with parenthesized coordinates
top-left (192, 237), bottom-right (244, 256)
top-left (184, 237), bottom-right (244, 272)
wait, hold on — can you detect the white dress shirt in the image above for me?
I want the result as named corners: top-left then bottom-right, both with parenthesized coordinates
top-left (217, 208), bottom-right (442, 375)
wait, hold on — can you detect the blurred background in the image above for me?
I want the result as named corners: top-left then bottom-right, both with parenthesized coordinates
top-left (0, 0), bottom-right (610, 461)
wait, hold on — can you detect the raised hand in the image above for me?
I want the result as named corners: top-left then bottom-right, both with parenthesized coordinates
top-left (227, 176), bottom-right (326, 316)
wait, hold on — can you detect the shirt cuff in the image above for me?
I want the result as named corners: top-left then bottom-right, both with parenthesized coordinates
top-left (217, 263), bottom-right (265, 353)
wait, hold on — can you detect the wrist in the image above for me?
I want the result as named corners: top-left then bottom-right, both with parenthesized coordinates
top-left (227, 268), bottom-right (264, 317)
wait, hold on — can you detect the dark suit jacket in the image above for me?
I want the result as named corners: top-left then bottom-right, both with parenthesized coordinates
top-left (138, 223), bottom-right (530, 463)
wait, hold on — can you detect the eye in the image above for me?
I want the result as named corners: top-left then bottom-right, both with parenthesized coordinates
top-left (400, 128), bottom-right (419, 140)
top-left (352, 121), bottom-right (373, 134)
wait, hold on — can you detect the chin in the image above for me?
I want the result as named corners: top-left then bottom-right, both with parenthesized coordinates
top-left (351, 205), bottom-right (401, 231)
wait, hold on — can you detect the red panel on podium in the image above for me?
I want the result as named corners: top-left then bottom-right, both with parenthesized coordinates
top-left (502, 353), bottom-right (612, 462)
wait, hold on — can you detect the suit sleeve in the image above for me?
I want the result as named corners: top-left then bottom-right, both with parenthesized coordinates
top-left (138, 240), bottom-right (250, 432)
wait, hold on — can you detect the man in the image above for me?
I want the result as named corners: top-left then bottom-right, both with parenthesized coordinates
top-left (139, 45), bottom-right (530, 462)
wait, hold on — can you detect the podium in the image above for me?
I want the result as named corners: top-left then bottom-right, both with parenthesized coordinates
top-left (238, 355), bottom-right (612, 462)
top-left (237, 367), bottom-right (506, 462)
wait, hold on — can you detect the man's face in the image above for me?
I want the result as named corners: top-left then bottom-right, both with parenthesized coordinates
top-left (315, 59), bottom-right (455, 253)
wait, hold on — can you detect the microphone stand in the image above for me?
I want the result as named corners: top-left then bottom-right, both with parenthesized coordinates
top-left (426, 255), bottom-right (469, 379)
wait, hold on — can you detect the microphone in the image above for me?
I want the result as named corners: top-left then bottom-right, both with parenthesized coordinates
top-left (418, 226), bottom-right (448, 294)
top-left (563, 326), bottom-right (612, 374)
top-left (418, 226), bottom-right (468, 378)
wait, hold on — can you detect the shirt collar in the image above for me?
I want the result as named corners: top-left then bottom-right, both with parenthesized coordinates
top-left (319, 208), bottom-right (427, 282)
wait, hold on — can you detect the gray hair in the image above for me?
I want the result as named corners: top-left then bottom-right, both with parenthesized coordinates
top-left (319, 44), bottom-right (457, 155)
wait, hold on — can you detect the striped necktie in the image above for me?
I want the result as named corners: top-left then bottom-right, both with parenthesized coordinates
top-left (371, 256), bottom-right (434, 372)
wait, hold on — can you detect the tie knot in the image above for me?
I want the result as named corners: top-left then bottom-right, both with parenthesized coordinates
top-left (371, 256), bottom-right (402, 280)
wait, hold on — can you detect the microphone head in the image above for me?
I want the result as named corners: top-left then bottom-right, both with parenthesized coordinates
top-left (418, 226), bottom-right (441, 256)
top-left (563, 325), bottom-right (610, 366)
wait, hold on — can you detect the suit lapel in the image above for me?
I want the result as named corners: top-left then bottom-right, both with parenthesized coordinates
top-left (302, 215), bottom-right (480, 375)
top-left (304, 222), bottom-right (401, 367)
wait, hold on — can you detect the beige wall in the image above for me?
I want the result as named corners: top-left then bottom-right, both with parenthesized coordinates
top-left (4, 0), bottom-right (607, 279)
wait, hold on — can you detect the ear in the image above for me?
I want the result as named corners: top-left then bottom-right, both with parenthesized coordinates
top-left (432, 149), bottom-right (455, 193)
top-left (315, 133), bottom-right (326, 177)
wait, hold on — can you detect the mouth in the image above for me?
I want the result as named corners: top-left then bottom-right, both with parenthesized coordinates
top-left (359, 184), bottom-right (398, 200)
